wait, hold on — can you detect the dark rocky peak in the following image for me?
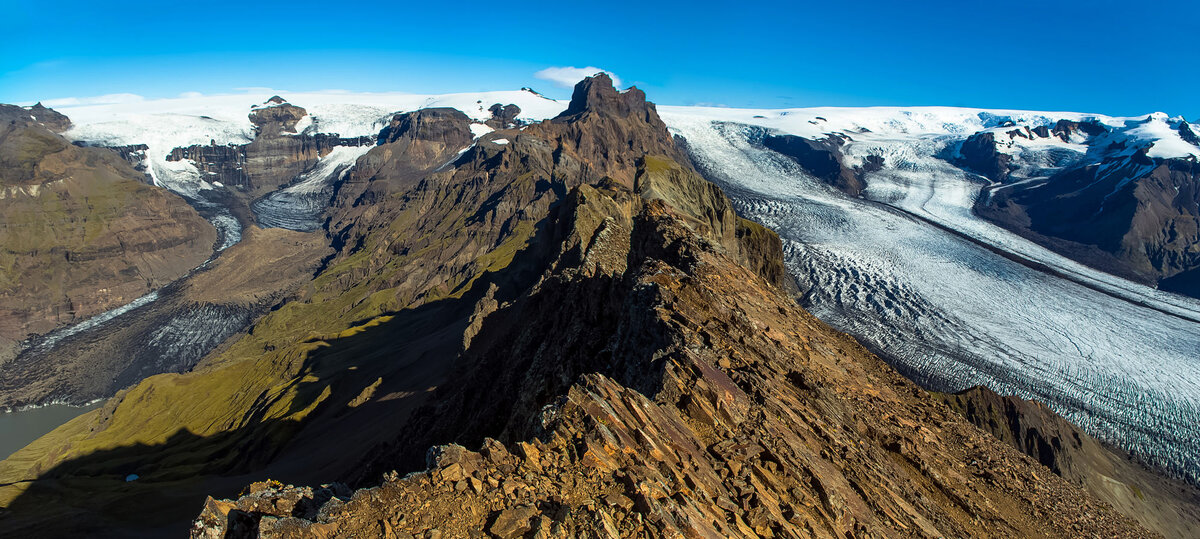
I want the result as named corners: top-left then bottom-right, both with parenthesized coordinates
top-left (1180, 120), bottom-right (1200, 147)
top-left (556, 73), bottom-right (652, 120)
top-left (378, 107), bottom-right (472, 146)
top-left (26, 103), bottom-right (70, 133)
top-left (0, 103), bottom-right (70, 134)
top-left (527, 74), bottom-right (681, 189)
top-left (1007, 126), bottom-right (1033, 140)
top-left (486, 103), bottom-right (521, 129)
top-left (956, 131), bottom-right (1013, 182)
top-left (519, 86), bottom-right (547, 98)
top-left (763, 133), bottom-right (868, 196)
top-left (1053, 119), bottom-right (1108, 141)
top-left (249, 99), bottom-right (307, 137)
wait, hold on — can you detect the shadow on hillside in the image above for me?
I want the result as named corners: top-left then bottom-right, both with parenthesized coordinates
top-left (0, 186), bottom-right (684, 538)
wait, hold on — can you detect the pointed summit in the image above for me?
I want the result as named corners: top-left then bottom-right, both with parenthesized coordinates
top-left (558, 73), bottom-right (652, 120)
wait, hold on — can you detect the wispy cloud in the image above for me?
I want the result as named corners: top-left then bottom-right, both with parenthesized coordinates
top-left (178, 91), bottom-right (204, 98)
top-left (38, 93), bottom-right (145, 108)
top-left (534, 66), bottom-right (621, 89)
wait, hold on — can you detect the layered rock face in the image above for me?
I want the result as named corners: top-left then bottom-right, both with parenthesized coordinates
top-left (0, 78), bottom-right (1178, 538)
top-left (0, 104), bottom-right (216, 364)
top-left (165, 98), bottom-right (373, 196)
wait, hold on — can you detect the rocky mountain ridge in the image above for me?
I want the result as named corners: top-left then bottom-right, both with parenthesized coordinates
top-left (961, 117), bottom-right (1200, 296)
top-left (0, 78), bottom-right (1194, 538)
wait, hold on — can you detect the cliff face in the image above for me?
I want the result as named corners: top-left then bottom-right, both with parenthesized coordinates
top-left (0, 104), bottom-right (216, 365)
top-left (0, 78), bottom-right (1167, 538)
top-left (165, 99), bottom-right (373, 196)
top-left (939, 387), bottom-right (1200, 538)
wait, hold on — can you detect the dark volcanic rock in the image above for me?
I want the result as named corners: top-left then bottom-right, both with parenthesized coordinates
top-left (26, 103), bottom-right (70, 133)
top-left (1053, 119), bottom-right (1109, 141)
top-left (250, 100), bottom-right (308, 136)
top-left (168, 143), bottom-right (250, 186)
top-left (1180, 120), bottom-right (1200, 146)
top-left (957, 131), bottom-right (1013, 182)
top-left (0, 103), bottom-right (70, 134)
top-left (377, 107), bottom-right (472, 146)
top-left (486, 103), bottom-right (521, 129)
top-left (763, 133), bottom-right (868, 195)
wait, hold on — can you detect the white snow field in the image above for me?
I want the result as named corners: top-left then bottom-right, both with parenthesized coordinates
top-left (53, 89), bottom-right (570, 238)
top-left (660, 107), bottom-right (1200, 483)
top-left (54, 89), bottom-right (568, 187)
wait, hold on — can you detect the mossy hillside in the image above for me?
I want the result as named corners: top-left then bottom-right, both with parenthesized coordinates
top-left (0, 136), bottom-right (563, 492)
top-left (0, 125), bottom-right (70, 185)
top-left (0, 79), bottom-right (802, 535)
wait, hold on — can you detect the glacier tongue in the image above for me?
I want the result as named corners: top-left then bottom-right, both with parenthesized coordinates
top-left (663, 114), bottom-right (1200, 484)
top-left (252, 145), bottom-right (373, 232)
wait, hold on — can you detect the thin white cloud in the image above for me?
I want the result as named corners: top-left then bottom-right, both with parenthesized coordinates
top-left (178, 91), bottom-right (204, 99)
top-left (37, 93), bottom-right (145, 108)
top-left (534, 66), bottom-right (621, 89)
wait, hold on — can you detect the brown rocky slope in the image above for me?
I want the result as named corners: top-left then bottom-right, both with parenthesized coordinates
top-left (198, 188), bottom-right (1153, 538)
top-left (939, 386), bottom-right (1200, 538)
top-left (0, 77), bottom-right (1177, 538)
top-left (0, 104), bottom-right (216, 365)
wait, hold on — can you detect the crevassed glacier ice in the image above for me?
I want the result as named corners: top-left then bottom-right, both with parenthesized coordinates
top-left (663, 113), bottom-right (1200, 483)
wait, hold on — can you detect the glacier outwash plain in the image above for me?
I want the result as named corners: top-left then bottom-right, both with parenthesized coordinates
top-left (662, 110), bottom-right (1200, 485)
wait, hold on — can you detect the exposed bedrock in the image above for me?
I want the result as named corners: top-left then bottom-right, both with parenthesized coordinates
top-left (165, 98), bottom-right (374, 196)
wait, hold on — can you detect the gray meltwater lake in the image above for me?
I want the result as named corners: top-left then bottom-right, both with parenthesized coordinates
top-left (0, 402), bottom-right (103, 459)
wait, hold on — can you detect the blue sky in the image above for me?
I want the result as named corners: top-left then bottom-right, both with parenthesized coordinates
top-left (1, 0), bottom-right (1196, 117)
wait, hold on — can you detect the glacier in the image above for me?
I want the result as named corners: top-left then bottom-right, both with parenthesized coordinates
top-left (661, 109), bottom-right (1200, 484)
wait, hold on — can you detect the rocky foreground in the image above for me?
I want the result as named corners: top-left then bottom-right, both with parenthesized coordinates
top-left (1, 76), bottom-right (1194, 538)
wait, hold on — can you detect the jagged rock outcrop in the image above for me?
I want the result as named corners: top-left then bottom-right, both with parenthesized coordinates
top-left (0, 78), bottom-right (1171, 538)
top-left (23, 103), bottom-right (69, 133)
top-left (940, 386), bottom-right (1200, 538)
top-left (0, 104), bottom-right (216, 366)
top-left (250, 101), bottom-right (308, 137)
top-left (1180, 121), bottom-right (1200, 146)
top-left (957, 131), bottom-right (1014, 182)
top-left (486, 103), bottom-right (522, 129)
